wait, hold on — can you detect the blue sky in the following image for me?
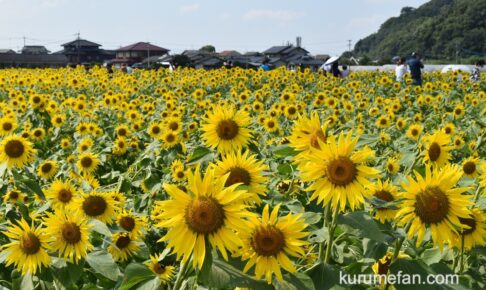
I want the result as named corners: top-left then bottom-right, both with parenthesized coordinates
top-left (0, 0), bottom-right (428, 55)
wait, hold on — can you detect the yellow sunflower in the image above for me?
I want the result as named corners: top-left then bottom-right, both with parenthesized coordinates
top-left (0, 116), bottom-right (18, 136)
top-left (43, 213), bottom-right (93, 263)
top-left (3, 189), bottom-right (26, 204)
top-left (160, 131), bottom-right (179, 149)
top-left (298, 131), bottom-right (380, 212)
top-left (76, 152), bottom-right (100, 174)
top-left (70, 191), bottom-right (119, 224)
top-left (461, 157), bottom-right (481, 178)
top-left (201, 105), bottom-right (253, 153)
top-left (452, 207), bottom-right (486, 250)
top-left (385, 157), bottom-right (400, 175)
top-left (239, 204), bottom-right (308, 284)
top-left (45, 179), bottom-right (79, 211)
top-left (422, 131), bottom-right (452, 168)
top-left (396, 165), bottom-right (472, 249)
top-left (213, 150), bottom-right (268, 203)
top-left (0, 135), bottom-right (36, 168)
top-left (368, 180), bottom-right (399, 223)
top-left (37, 160), bottom-right (59, 179)
top-left (107, 232), bottom-right (139, 262)
top-left (406, 124), bottom-right (423, 141)
top-left (1, 219), bottom-right (51, 275)
top-left (288, 112), bottom-right (328, 152)
top-left (117, 210), bottom-right (147, 239)
top-left (145, 255), bottom-right (175, 284)
top-left (152, 165), bottom-right (252, 269)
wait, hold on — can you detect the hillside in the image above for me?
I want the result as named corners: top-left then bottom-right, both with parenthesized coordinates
top-left (353, 0), bottom-right (486, 62)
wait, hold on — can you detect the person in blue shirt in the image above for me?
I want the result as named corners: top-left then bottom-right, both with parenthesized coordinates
top-left (259, 60), bottom-right (270, 71)
top-left (407, 52), bottom-right (424, 86)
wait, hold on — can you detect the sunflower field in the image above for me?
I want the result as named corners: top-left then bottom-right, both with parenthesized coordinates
top-left (0, 66), bottom-right (485, 290)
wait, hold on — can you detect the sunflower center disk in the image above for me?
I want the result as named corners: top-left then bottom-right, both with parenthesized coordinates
top-left (41, 163), bottom-right (52, 173)
top-left (82, 195), bottom-right (108, 217)
top-left (310, 129), bottom-right (326, 149)
top-left (251, 225), bottom-right (285, 257)
top-left (463, 162), bottom-right (476, 175)
top-left (154, 263), bottom-right (167, 274)
top-left (459, 216), bottom-right (476, 235)
top-left (58, 189), bottom-right (72, 203)
top-left (428, 142), bottom-right (441, 162)
top-left (225, 167), bottom-right (251, 187)
top-left (216, 120), bottom-right (239, 140)
top-left (119, 216), bottom-right (136, 231)
top-left (21, 233), bottom-right (41, 255)
top-left (414, 186), bottom-right (449, 224)
top-left (5, 140), bottom-right (25, 158)
top-left (3, 122), bottom-right (12, 131)
top-left (9, 192), bottom-right (19, 200)
top-left (377, 256), bottom-right (392, 275)
top-left (116, 235), bottom-right (131, 249)
top-left (62, 223), bottom-right (82, 244)
top-left (326, 157), bottom-right (357, 186)
top-left (169, 122), bottom-right (179, 131)
top-left (80, 157), bottom-right (93, 168)
top-left (152, 126), bottom-right (161, 134)
top-left (374, 190), bottom-right (394, 208)
top-left (185, 197), bottom-right (225, 234)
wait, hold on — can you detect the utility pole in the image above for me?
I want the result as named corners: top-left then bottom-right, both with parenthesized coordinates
top-left (76, 32), bottom-right (80, 64)
top-left (347, 39), bottom-right (352, 53)
top-left (23, 36), bottom-right (26, 48)
top-left (147, 42), bottom-right (150, 68)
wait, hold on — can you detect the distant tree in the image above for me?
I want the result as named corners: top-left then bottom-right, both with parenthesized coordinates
top-left (199, 45), bottom-right (216, 53)
top-left (172, 54), bottom-right (192, 68)
top-left (359, 55), bottom-right (371, 65)
top-left (401, 7), bottom-right (415, 14)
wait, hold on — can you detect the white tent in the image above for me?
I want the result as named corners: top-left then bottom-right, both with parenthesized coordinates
top-left (441, 65), bottom-right (472, 73)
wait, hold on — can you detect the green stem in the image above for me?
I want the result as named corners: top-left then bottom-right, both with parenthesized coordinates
top-left (319, 204), bottom-right (331, 261)
top-left (392, 222), bottom-right (411, 262)
top-left (472, 185), bottom-right (481, 204)
top-left (173, 261), bottom-right (189, 290)
top-left (452, 253), bottom-right (458, 272)
top-left (459, 234), bottom-right (465, 274)
top-left (324, 209), bottom-right (339, 264)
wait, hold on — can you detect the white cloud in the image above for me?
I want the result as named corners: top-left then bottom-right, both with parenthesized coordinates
top-left (180, 3), bottom-right (200, 14)
top-left (243, 9), bottom-right (303, 22)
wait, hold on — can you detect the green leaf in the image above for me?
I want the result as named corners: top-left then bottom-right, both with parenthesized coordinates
top-left (135, 277), bottom-right (161, 290)
top-left (205, 259), bottom-right (274, 290)
top-left (119, 263), bottom-right (155, 290)
top-left (274, 273), bottom-right (315, 290)
top-left (421, 248), bottom-right (442, 265)
top-left (337, 211), bottom-right (386, 242)
top-left (188, 146), bottom-right (213, 163)
top-left (197, 239), bottom-right (213, 284)
top-left (309, 228), bottom-right (328, 243)
top-left (86, 250), bottom-right (121, 281)
top-left (88, 219), bottom-right (112, 237)
top-left (301, 212), bottom-right (322, 225)
top-left (21, 179), bottom-right (46, 200)
top-left (277, 163), bottom-right (293, 175)
top-left (363, 239), bottom-right (388, 260)
top-left (272, 145), bottom-right (299, 158)
top-left (306, 262), bottom-right (343, 290)
top-left (389, 259), bottom-right (437, 290)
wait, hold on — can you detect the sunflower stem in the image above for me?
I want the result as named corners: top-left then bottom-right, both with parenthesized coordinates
top-left (319, 204), bottom-right (331, 261)
top-left (459, 234), bottom-right (465, 274)
top-left (472, 185), bottom-right (481, 204)
top-left (173, 261), bottom-right (189, 290)
top-left (324, 209), bottom-right (339, 263)
top-left (392, 222), bottom-right (411, 261)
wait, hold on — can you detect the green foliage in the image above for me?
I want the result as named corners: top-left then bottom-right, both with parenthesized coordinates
top-left (354, 0), bottom-right (486, 62)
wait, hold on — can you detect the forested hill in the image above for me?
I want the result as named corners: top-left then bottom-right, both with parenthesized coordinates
top-left (353, 0), bottom-right (486, 61)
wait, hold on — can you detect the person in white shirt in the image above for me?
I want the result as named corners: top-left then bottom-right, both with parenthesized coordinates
top-left (395, 57), bottom-right (407, 82)
top-left (341, 65), bottom-right (350, 78)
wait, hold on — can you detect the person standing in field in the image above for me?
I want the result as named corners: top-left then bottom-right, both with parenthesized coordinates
top-left (395, 57), bottom-right (407, 83)
top-left (470, 60), bottom-right (484, 82)
top-left (407, 52), bottom-right (424, 86)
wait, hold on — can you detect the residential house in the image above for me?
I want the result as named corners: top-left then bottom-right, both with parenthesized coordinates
top-left (0, 49), bottom-right (16, 54)
top-left (56, 39), bottom-right (115, 64)
top-left (0, 54), bottom-right (68, 68)
top-left (113, 42), bottom-right (169, 66)
top-left (21, 45), bottom-right (50, 55)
